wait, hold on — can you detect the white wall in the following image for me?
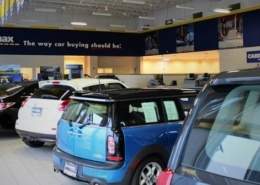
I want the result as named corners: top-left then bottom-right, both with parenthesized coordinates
top-left (0, 55), bottom-right (64, 79)
top-left (98, 56), bottom-right (140, 74)
top-left (219, 46), bottom-right (260, 71)
top-left (117, 74), bottom-right (186, 88)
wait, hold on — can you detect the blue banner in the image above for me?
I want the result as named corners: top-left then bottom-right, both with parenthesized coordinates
top-left (159, 28), bottom-right (176, 54)
top-left (244, 10), bottom-right (260, 47)
top-left (247, 51), bottom-right (260, 63)
top-left (194, 19), bottom-right (218, 51)
top-left (0, 27), bottom-right (144, 56)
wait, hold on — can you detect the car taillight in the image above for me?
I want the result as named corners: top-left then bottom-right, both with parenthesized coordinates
top-left (0, 102), bottom-right (15, 111)
top-left (157, 169), bottom-right (174, 185)
top-left (58, 100), bottom-right (70, 112)
top-left (107, 135), bottom-right (123, 162)
top-left (21, 98), bottom-right (30, 107)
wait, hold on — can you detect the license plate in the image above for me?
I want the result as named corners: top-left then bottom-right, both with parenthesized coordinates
top-left (63, 161), bottom-right (77, 178)
top-left (31, 107), bottom-right (42, 117)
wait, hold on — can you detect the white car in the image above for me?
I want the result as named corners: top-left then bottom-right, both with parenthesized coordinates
top-left (15, 78), bottom-right (127, 147)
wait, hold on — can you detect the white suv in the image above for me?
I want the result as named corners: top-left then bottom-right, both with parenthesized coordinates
top-left (15, 78), bottom-right (127, 147)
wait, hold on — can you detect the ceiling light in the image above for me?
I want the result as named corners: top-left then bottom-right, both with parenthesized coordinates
top-left (71, 22), bottom-right (87, 26)
top-left (176, 5), bottom-right (194, 10)
top-left (213, 8), bottom-right (231, 14)
top-left (138, 16), bottom-right (155, 20)
top-left (110, 24), bottom-right (126, 28)
top-left (34, 8), bottom-right (57, 13)
top-left (122, 0), bottom-right (145, 5)
top-left (92, 12), bottom-right (112, 16)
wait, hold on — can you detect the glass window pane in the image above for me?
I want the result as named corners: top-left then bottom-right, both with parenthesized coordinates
top-left (163, 100), bottom-right (179, 121)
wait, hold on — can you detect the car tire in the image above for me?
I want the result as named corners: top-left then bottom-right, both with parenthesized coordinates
top-left (23, 139), bottom-right (45, 148)
top-left (131, 156), bottom-right (165, 185)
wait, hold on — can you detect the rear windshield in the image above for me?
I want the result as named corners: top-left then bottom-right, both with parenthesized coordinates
top-left (0, 84), bottom-right (23, 97)
top-left (182, 85), bottom-right (260, 184)
top-left (62, 100), bottom-right (110, 126)
top-left (32, 85), bottom-right (74, 100)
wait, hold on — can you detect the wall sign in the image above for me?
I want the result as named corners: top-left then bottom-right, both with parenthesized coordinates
top-left (247, 51), bottom-right (260, 63)
top-left (0, 27), bottom-right (144, 56)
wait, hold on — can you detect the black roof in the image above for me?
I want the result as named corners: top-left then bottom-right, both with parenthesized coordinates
top-left (211, 68), bottom-right (260, 86)
top-left (72, 88), bottom-right (197, 102)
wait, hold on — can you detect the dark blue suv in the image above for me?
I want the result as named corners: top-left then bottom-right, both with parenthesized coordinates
top-left (53, 88), bottom-right (197, 185)
top-left (157, 68), bottom-right (260, 185)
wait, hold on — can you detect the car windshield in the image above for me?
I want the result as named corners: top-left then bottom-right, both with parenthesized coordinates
top-left (32, 85), bottom-right (73, 100)
top-left (182, 85), bottom-right (260, 184)
top-left (62, 100), bottom-right (110, 126)
top-left (0, 84), bottom-right (23, 97)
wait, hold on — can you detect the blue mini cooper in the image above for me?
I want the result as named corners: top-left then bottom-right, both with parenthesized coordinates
top-left (53, 88), bottom-right (197, 185)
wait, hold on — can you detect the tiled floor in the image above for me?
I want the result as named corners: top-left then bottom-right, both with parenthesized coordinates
top-left (0, 131), bottom-right (86, 185)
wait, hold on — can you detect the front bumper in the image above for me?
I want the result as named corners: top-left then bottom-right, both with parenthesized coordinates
top-left (53, 147), bottom-right (130, 185)
top-left (16, 129), bottom-right (56, 142)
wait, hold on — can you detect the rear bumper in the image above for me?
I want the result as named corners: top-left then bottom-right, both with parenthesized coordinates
top-left (53, 147), bottom-right (131, 185)
top-left (16, 129), bottom-right (56, 142)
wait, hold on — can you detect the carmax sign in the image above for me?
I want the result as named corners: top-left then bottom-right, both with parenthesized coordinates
top-left (247, 51), bottom-right (260, 63)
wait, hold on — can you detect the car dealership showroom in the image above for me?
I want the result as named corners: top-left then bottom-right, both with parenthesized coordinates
top-left (1, 0), bottom-right (260, 185)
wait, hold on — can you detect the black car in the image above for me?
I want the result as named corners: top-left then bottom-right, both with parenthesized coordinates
top-left (96, 74), bottom-right (120, 80)
top-left (157, 68), bottom-right (260, 185)
top-left (0, 81), bottom-right (39, 130)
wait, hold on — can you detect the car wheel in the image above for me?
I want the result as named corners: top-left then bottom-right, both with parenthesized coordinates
top-left (23, 139), bottom-right (44, 148)
top-left (131, 157), bottom-right (165, 185)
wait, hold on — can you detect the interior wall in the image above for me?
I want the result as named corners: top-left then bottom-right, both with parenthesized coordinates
top-left (141, 51), bottom-right (220, 74)
top-left (219, 46), bottom-right (260, 71)
top-left (97, 56), bottom-right (140, 74)
top-left (0, 55), bottom-right (64, 80)
top-left (117, 74), bottom-right (186, 88)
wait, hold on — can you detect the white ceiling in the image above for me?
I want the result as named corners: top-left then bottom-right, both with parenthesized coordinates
top-left (5, 0), bottom-right (260, 31)
top-left (28, 0), bottom-right (191, 17)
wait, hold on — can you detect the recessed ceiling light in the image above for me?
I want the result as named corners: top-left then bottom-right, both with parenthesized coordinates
top-left (213, 8), bottom-right (231, 14)
top-left (71, 22), bottom-right (87, 26)
top-left (92, 12), bottom-right (112, 16)
top-left (138, 16), bottom-right (155, 20)
top-left (34, 8), bottom-right (57, 13)
top-left (176, 5), bottom-right (194, 10)
top-left (122, 0), bottom-right (145, 5)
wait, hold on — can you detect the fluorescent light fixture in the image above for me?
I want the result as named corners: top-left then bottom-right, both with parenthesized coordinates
top-left (92, 12), bottom-right (112, 16)
top-left (35, 8), bottom-right (57, 13)
top-left (110, 24), bottom-right (126, 28)
top-left (176, 5), bottom-right (194, 10)
top-left (123, 0), bottom-right (145, 5)
top-left (71, 22), bottom-right (87, 26)
top-left (138, 16), bottom-right (155, 20)
top-left (213, 8), bottom-right (231, 14)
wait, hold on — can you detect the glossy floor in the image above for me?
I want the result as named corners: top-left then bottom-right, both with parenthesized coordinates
top-left (0, 131), bottom-right (86, 185)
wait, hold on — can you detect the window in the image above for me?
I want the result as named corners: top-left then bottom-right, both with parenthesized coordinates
top-left (107, 83), bottom-right (125, 90)
top-left (163, 100), bottom-right (179, 121)
top-left (181, 85), bottom-right (260, 184)
top-left (118, 101), bottom-right (160, 126)
top-left (32, 85), bottom-right (74, 100)
top-left (62, 100), bottom-right (109, 126)
top-left (83, 85), bottom-right (105, 92)
top-left (0, 84), bottom-right (23, 97)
